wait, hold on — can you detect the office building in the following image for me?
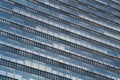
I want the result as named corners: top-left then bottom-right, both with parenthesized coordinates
top-left (0, 0), bottom-right (120, 80)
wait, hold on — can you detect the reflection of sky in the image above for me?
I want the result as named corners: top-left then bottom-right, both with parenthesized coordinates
top-left (0, 0), bottom-right (120, 80)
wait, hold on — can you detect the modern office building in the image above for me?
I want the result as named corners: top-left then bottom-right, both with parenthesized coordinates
top-left (0, 0), bottom-right (120, 80)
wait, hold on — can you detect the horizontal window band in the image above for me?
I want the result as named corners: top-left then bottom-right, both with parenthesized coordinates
top-left (0, 5), bottom-right (120, 53)
top-left (0, 58), bottom-right (71, 80)
top-left (110, 0), bottom-right (120, 6)
top-left (0, 58), bottom-right (115, 80)
top-left (1, 3), bottom-right (120, 46)
top-left (2, 0), bottom-right (120, 40)
top-left (0, 43), bottom-right (119, 77)
top-left (72, 0), bottom-right (120, 19)
top-left (3, 0), bottom-right (120, 20)
top-left (50, 0), bottom-right (120, 26)
top-left (0, 30), bottom-right (119, 75)
top-left (0, 75), bottom-right (18, 80)
top-left (0, 18), bottom-right (120, 64)
top-left (25, 0), bottom-right (120, 33)
top-left (0, 0), bottom-right (119, 79)
top-left (0, 0), bottom-right (119, 80)
top-left (2, 0), bottom-right (120, 50)
top-left (47, 0), bottom-right (120, 25)
top-left (0, 17), bottom-right (120, 60)
top-left (89, 0), bottom-right (120, 12)
top-left (98, 0), bottom-right (120, 11)
top-left (1, 4), bottom-right (120, 46)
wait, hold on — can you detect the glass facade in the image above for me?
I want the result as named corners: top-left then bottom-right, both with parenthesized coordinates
top-left (0, 0), bottom-right (120, 80)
